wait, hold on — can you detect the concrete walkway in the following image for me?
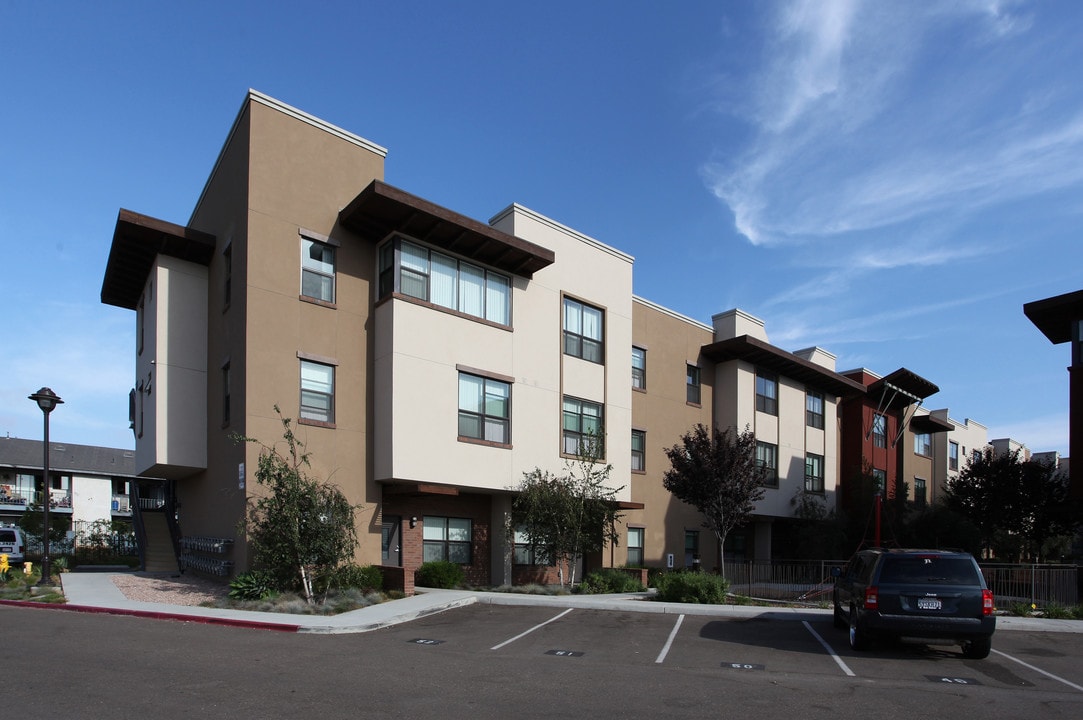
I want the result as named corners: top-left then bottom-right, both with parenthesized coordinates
top-left (9, 571), bottom-right (1078, 635)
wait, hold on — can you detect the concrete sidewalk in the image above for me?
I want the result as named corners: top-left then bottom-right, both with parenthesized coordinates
top-left (18, 571), bottom-right (1081, 635)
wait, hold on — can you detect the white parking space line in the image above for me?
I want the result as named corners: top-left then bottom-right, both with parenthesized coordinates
top-left (655, 614), bottom-right (685, 664)
top-left (992, 648), bottom-right (1083, 693)
top-left (802, 621), bottom-right (855, 677)
top-left (490, 608), bottom-right (575, 650)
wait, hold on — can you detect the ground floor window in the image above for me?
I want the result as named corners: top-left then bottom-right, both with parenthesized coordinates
top-left (685, 530), bottom-right (699, 569)
top-left (512, 527), bottom-right (550, 565)
top-left (422, 516), bottom-right (472, 564)
top-left (627, 527), bottom-right (644, 566)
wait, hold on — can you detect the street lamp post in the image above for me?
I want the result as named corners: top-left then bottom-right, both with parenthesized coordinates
top-left (28, 387), bottom-right (63, 586)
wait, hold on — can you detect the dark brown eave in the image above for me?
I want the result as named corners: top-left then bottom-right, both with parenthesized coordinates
top-left (339, 180), bottom-right (555, 278)
top-left (867, 368), bottom-right (939, 411)
top-left (101, 209), bottom-right (217, 310)
top-left (909, 413), bottom-right (954, 434)
top-left (1024, 289), bottom-right (1083, 345)
top-left (700, 335), bottom-right (866, 398)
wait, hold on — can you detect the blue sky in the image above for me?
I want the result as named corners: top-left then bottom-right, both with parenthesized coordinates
top-left (1, 0), bottom-right (1079, 456)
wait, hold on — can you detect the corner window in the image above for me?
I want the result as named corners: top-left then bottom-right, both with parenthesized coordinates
top-left (756, 441), bottom-right (779, 487)
top-left (805, 453), bottom-right (825, 493)
top-left (631, 430), bottom-right (645, 471)
top-left (627, 527), bottom-right (644, 567)
top-left (686, 364), bottom-right (701, 405)
top-left (563, 297), bottom-right (604, 363)
top-left (458, 372), bottom-right (510, 444)
top-left (756, 371), bottom-right (778, 415)
top-left (914, 432), bottom-right (932, 457)
top-left (423, 516), bottom-right (472, 564)
top-left (562, 396), bottom-right (603, 456)
top-left (299, 359), bottom-right (334, 424)
top-left (806, 391), bottom-right (824, 429)
top-left (632, 347), bottom-right (646, 389)
top-left (301, 237), bottom-right (336, 303)
top-left (379, 238), bottom-right (510, 325)
top-left (949, 441), bottom-right (959, 471)
top-left (873, 414), bottom-right (887, 448)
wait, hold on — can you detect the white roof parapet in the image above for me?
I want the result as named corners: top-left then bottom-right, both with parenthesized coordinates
top-left (489, 204), bottom-right (634, 265)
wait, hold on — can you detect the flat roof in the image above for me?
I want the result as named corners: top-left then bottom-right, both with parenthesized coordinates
top-left (700, 335), bottom-right (866, 398)
top-left (1024, 289), bottom-right (1083, 345)
top-left (339, 180), bottom-right (555, 278)
top-left (101, 209), bottom-right (216, 310)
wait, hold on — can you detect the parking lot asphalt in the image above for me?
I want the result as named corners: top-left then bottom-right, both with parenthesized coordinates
top-left (27, 572), bottom-right (1083, 636)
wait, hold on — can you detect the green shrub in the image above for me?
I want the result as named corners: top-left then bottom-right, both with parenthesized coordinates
top-left (1006, 601), bottom-right (1034, 617)
top-left (579, 568), bottom-right (645, 594)
top-left (654, 570), bottom-right (728, 604)
top-left (1041, 602), bottom-right (1072, 619)
top-left (316, 564), bottom-right (383, 593)
top-left (229, 570), bottom-right (279, 601)
top-left (646, 566), bottom-right (668, 588)
top-left (415, 560), bottom-right (465, 589)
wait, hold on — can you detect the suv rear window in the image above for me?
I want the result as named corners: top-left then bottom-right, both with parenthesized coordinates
top-left (878, 556), bottom-right (980, 585)
top-left (0, 530), bottom-right (16, 543)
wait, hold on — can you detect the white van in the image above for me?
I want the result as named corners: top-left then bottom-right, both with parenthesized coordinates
top-left (0, 526), bottom-right (26, 564)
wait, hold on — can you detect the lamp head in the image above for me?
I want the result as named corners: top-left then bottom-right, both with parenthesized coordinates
top-left (28, 387), bottom-right (64, 414)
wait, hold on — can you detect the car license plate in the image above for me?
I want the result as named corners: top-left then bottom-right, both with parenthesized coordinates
top-left (918, 597), bottom-right (942, 610)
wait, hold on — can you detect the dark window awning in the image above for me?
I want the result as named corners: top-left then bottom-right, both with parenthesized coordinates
top-left (909, 413), bottom-right (954, 434)
top-left (700, 335), bottom-right (866, 398)
top-left (339, 180), bottom-right (555, 278)
top-left (101, 209), bottom-right (217, 310)
top-left (1024, 289), bottom-right (1083, 345)
top-left (867, 368), bottom-right (939, 411)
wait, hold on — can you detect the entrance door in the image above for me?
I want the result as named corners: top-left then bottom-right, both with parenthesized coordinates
top-left (381, 516), bottom-right (401, 566)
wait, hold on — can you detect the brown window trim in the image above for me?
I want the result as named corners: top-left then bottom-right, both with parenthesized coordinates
top-left (455, 364), bottom-right (515, 384)
top-left (298, 418), bottom-right (336, 430)
top-left (299, 294), bottom-right (337, 310)
top-left (457, 436), bottom-right (512, 450)
top-left (379, 292), bottom-right (514, 332)
top-left (686, 401), bottom-right (702, 408)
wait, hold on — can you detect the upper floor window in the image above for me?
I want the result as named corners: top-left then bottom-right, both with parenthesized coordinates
top-left (631, 430), bottom-right (645, 472)
top-left (872, 414), bottom-right (887, 448)
top-left (805, 453), bottom-right (825, 493)
top-left (562, 396), bottom-right (603, 457)
top-left (379, 238), bottom-right (510, 325)
top-left (299, 359), bottom-right (334, 424)
top-left (423, 516), bottom-right (472, 564)
top-left (914, 432), bottom-right (932, 457)
top-left (632, 347), bottom-right (646, 390)
top-left (686, 364), bottom-right (701, 405)
top-left (806, 391), bottom-right (824, 429)
top-left (949, 441), bottom-right (960, 471)
top-left (458, 372), bottom-right (510, 445)
top-left (301, 237), bottom-right (336, 303)
top-left (563, 298), bottom-right (604, 363)
top-left (756, 371), bottom-right (778, 415)
top-left (756, 441), bottom-right (779, 487)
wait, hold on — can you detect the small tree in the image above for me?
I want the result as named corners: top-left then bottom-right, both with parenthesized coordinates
top-left (239, 408), bottom-right (360, 603)
top-left (662, 424), bottom-right (766, 579)
top-left (513, 436), bottom-right (623, 587)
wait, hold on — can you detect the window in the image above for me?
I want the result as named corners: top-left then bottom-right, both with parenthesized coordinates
top-left (631, 430), bottom-right (645, 472)
top-left (423, 516), bottom-right (472, 564)
top-left (513, 527), bottom-right (550, 565)
top-left (756, 371), bottom-right (778, 415)
top-left (873, 414), bottom-right (887, 448)
top-left (563, 297), bottom-right (604, 363)
top-left (137, 293), bottom-right (145, 356)
top-left (914, 477), bottom-right (927, 506)
top-left (805, 453), bottom-right (825, 493)
top-left (914, 432), bottom-right (932, 457)
top-left (627, 527), bottom-right (644, 567)
top-left (873, 468), bottom-right (886, 494)
top-left (301, 237), bottom-right (336, 303)
top-left (756, 441), bottom-right (779, 487)
top-left (223, 243), bottom-right (232, 306)
top-left (380, 238), bottom-right (511, 325)
top-left (562, 396), bottom-right (603, 456)
top-left (632, 347), bottom-right (646, 390)
top-left (299, 359), bottom-right (334, 424)
top-left (685, 531), bottom-right (700, 568)
top-left (222, 362), bottom-right (231, 426)
top-left (949, 441), bottom-right (960, 471)
top-left (458, 373), bottom-right (510, 444)
top-left (806, 391), bottom-right (824, 429)
top-left (686, 364), bottom-right (701, 404)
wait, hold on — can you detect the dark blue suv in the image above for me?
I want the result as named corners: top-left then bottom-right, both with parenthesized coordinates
top-left (833, 548), bottom-right (996, 659)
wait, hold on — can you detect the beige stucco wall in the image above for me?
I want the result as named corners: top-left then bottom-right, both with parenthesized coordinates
top-left (70, 475), bottom-right (113, 526)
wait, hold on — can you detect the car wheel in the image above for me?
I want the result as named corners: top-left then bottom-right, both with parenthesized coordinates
top-left (849, 607), bottom-right (871, 651)
top-left (961, 636), bottom-right (991, 660)
top-left (833, 603), bottom-right (847, 630)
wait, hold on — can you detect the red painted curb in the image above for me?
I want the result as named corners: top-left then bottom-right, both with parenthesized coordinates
top-left (0, 599), bottom-right (301, 632)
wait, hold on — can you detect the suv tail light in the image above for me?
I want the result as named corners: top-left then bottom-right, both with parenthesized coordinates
top-left (865, 586), bottom-right (879, 610)
top-left (982, 589), bottom-right (994, 616)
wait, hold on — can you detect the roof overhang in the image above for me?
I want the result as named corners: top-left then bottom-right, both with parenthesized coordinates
top-left (700, 335), bottom-right (866, 398)
top-left (867, 368), bottom-right (939, 411)
top-left (909, 413), bottom-right (954, 434)
top-left (339, 180), bottom-right (555, 278)
top-left (101, 209), bottom-right (217, 310)
top-left (1024, 289), bottom-right (1083, 345)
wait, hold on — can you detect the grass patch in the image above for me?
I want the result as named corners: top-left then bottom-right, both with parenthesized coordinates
top-left (208, 587), bottom-right (390, 615)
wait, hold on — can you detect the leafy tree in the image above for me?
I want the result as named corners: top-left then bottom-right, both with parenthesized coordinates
top-left (239, 409), bottom-right (360, 603)
top-left (662, 424), bottom-right (766, 578)
top-left (512, 437), bottom-right (623, 587)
